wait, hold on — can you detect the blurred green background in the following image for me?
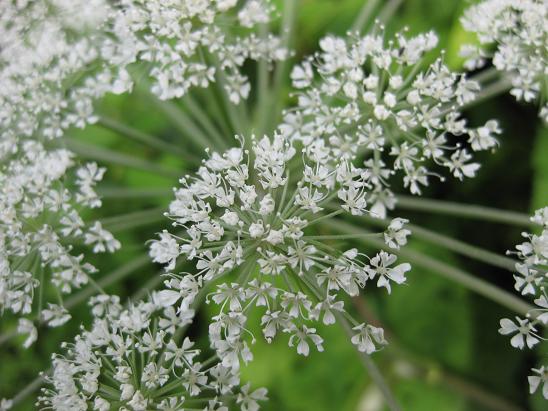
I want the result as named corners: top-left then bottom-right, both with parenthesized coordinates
top-left (1, 0), bottom-right (547, 410)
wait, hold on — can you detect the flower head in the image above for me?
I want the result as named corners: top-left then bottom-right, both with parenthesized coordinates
top-left (39, 295), bottom-right (266, 411)
top-left (0, 141), bottom-right (119, 337)
top-left (461, 0), bottom-right (548, 121)
top-left (280, 28), bottom-right (500, 216)
top-left (500, 206), bottom-right (548, 399)
top-left (150, 134), bottom-right (411, 366)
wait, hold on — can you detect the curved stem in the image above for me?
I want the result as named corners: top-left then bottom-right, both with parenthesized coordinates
top-left (359, 214), bottom-right (518, 271)
top-left (395, 195), bottom-right (533, 226)
top-left (351, 0), bottom-right (381, 33)
top-left (336, 313), bottom-right (403, 411)
top-left (62, 138), bottom-right (180, 178)
top-left (97, 116), bottom-right (197, 163)
top-left (322, 219), bottom-right (533, 315)
top-left (378, 0), bottom-right (404, 24)
top-left (98, 187), bottom-right (171, 199)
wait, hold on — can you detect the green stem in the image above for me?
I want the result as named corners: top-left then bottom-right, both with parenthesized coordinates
top-left (98, 187), bottom-right (171, 199)
top-left (336, 313), bottom-right (403, 411)
top-left (378, 0), bottom-right (404, 24)
top-left (351, 0), bottom-right (381, 33)
top-left (63, 255), bottom-right (151, 310)
top-left (62, 138), bottom-right (180, 178)
top-left (97, 116), bottom-right (198, 165)
top-left (269, 0), bottom-right (297, 133)
top-left (183, 94), bottom-right (229, 150)
top-left (153, 99), bottom-right (214, 151)
top-left (322, 219), bottom-right (533, 315)
top-left (100, 207), bottom-right (166, 233)
top-left (358, 214), bottom-right (518, 271)
top-left (8, 374), bottom-right (45, 408)
top-left (395, 195), bottom-right (533, 226)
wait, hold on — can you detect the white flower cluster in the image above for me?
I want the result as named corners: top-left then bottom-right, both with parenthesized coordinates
top-left (0, 0), bottom-right (287, 346)
top-left (461, 0), bottom-right (548, 122)
top-left (0, 0), bottom-right (287, 145)
top-left (280, 29), bottom-right (501, 216)
top-left (38, 295), bottom-right (267, 411)
top-left (149, 134), bottom-right (412, 368)
top-left (0, 140), bottom-right (119, 342)
top-left (113, 0), bottom-right (289, 102)
top-left (499, 206), bottom-right (548, 400)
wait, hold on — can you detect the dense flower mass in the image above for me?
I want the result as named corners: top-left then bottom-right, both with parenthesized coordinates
top-left (0, 0), bottom-right (288, 346)
top-left (38, 296), bottom-right (267, 411)
top-left (0, 140), bottom-right (119, 344)
top-left (461, 0), bottom-right (548, 122)
top-left (0, 0), bottom-right (288, 145)
top-left (499, 206), bottom-right (548, 399)
top-left (280, 29), bottom-right (501, 217)
top-left (149, 134), bottom-right (411, 368)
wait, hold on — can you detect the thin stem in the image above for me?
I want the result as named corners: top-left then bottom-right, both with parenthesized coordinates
top-left (97, 116), bottom-right (198, 165)
top-left (358, 214), bottom-right (518, 271)
top-left (183, 94), bottom-right (229, 150)
top-left (303, 233), bottom-right (381, 240)
top-left (470, 66), bottom-right (500, 84)
top-left (254, 23), bottom-right (271, 136)
top-left (407, 223), bottom-right (518, 271)
top-left (98, 187), bottom-right (171, 199)
top-left (8, 374), bottom-right (45, 408)
top-left (62, 138), bottom-right (180, 178)
top-left (395, 195), bottom-right (533, 227)
top-left (336, 313), bottom-right (403, 411)
top-left (269, 0), bottom-right (297, 133)
top-left (377, 0), bottom-right (404, 24)
top-left (351, 0), bottom-right (381, 33)
top-left (322, 219), bottom-right (533, 315)
top-left (100, 207), bottom-right (166, 233)
top-left (152, 99), bottom-right (214, 151)
top-left (64, 254), bottom-right (151, 310)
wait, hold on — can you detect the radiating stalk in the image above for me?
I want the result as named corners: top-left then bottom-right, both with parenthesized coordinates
top-left (322, 219), bottom-right (533, 315)
top-left (395, 195), bottom-right (533, 226)
top-left (100, 207), bottom-right (166, 233)
top-left (62, 138), bottom-right (180, 178)
top-left (269, 0), bottom-right (297, 133)
top-left (64, 254), bottom-right (151, 310)
top-left (98, 187), bottom-right (171, 199)
top-left (8, 374), bottom-right (45, 408)
top-left (470, 66), bottom-right (500, 84)
top-left (183, 94), bottom-right (229, 149)
top-left (378, 0), bottom-right (404, 24)
top-left (97, 116), bottom-right (198, 165)
top-left (153, 99), bottom-right (214, 151)
top-left (254, 23), bottom-right (271, 136)
top-left (351, 0), bottom-right (381, 33)
top-left (336, 313), bottom-right (403, 411)
top-left (358, 214), bottom-right (518, 271)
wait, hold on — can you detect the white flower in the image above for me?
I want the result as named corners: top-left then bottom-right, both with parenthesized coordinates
top-left (461, 0), bottom-right (548, 121)
top-left (237, 383), bottom-right (269, 411)
top-left (499, 317), bottom-right (540, 349)
top-left (40, 297), bottom-right (266, 410)
top-left (384, 218), bottom-right (411, 249)
top-left (281, 28), bottom-right (498, 206)
top-left (528, 366), bottom-right (548, 399)
top-left (17, 319), bottom-right (37, 348)
top-left (367, 251), bottom-right (411, 294)
top-left (351, 323), bottom-right (388, 354)
top-left (151, 134), bottom-right (410, 365)
top-left (41, 303), bottom-right (71, 328)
